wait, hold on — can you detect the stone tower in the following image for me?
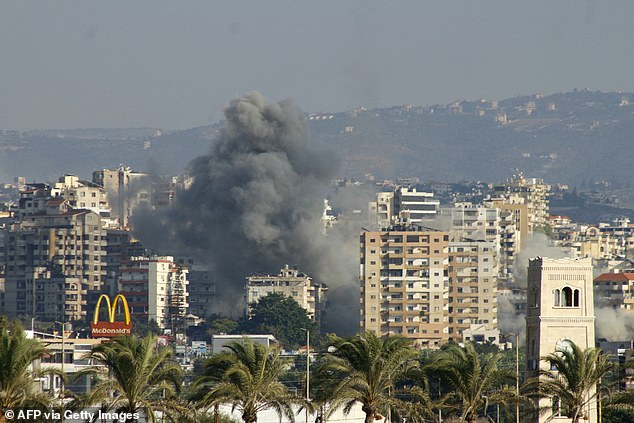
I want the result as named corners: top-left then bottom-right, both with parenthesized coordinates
top-left (525, 257), bottom-right (596, 423)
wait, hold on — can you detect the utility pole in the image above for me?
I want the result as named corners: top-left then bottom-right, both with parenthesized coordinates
top-left (55, 321), bottom-right (66, 423)
top-left (516, 333), bottom-right (520, 423)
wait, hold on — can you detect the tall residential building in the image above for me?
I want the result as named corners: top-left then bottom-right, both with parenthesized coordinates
top-left (246, 265), bottom-right (327, 327)
top-left (119, 256), bottom-right (189, 329)
top-left (2, 198), bottom-right (106, 321)
top-left (493, 173), bottom-right (550, 233)
top-left (450, 204), bottom-right (500, 246)
top-left (360, 226), bottom-right (449, 348)
top-left (187, 264), bottom-right (216, 319)
top-left (485, 197), bottom-right (528, 285)
top-left (447, 240), bottom-right (498, 343)
top-left (525, 257), bottom-right (596, 423)
top-left (93, 166), bottom-right (150, 228)
top-left (368, 187), bottom-right (439, 230)
top-left (394, 187), bottom-right (440, 223)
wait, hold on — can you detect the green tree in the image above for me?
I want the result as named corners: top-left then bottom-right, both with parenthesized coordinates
top-left (318, 332), bottom-right (427, 423)
top-left (191, 338), bottom-right (296, 423)
top-left (426, 342), bottom-right (515, 423)
top-left (240, 293), bottom-right (315, 348)
top-left (534, 342), bottom-right (613, 423)
top-left (0, 324), bottom-right (50, 417)
top-left (603, 407), bottom-right (634, 423)
top-left (79, 334), bottom-right (185, 422)
top-left (130, 316), bottom-right (161, 337)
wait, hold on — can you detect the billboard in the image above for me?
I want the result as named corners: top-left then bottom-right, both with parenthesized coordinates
top-left (90, 294), bottom-right (132, 338)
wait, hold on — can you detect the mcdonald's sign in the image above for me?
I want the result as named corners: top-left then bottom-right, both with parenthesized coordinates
top-left (90, 294), bottom-right (133, 338)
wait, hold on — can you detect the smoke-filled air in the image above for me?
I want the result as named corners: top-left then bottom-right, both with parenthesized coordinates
top-left (132, 92), bottom-right (360, 334)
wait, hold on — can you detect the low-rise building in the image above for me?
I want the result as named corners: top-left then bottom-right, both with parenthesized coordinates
top-left (246, 265), bottom-right (327, 326)
top-left (594, 272), bottom-right (634, 311)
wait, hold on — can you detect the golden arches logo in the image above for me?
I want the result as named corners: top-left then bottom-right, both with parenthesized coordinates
top-left (90, 294), bottom-right (132, 338)
top-left (93, 294), bottom-right (131, 325)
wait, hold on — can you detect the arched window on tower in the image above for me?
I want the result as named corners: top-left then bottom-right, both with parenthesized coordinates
top-left (562, 287), bottom-right (573, 307)
top-left (573, 289), bottom-right (580, 307)
top-left (554, 289), bottom-right (561, 306)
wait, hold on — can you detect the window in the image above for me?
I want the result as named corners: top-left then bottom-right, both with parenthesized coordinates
top-left (562, 287), bottom-right (572, 306)
top-left (554, 289), bottom-right (560, 306)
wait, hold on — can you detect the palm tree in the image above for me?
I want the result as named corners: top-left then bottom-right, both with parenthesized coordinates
top-left (535, 341), bottom-right (613, 423)
top-left (317, 331), bottom-right (424, 423)
top-left (79, 334), bottom-right (184, 422)
top-left (0, 324), bottom-right (50, 418)
top-left (191, 338), bottom-right (296, 423)
top-left (426, 342), bottom-right (515, 423)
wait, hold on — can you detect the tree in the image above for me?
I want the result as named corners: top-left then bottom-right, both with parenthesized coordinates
top-left (191, 338), bottom-right (296, 423)
top-left (317, 332), bottom-right (425, 423)
top-left (79, 334), bottom-right (184, 422)
top-left (0, 324), bottom-right (50, 417)
top-left (130, 316), bottom-right (161, 337)
top-left (426, 342), bottom-right (515, 423)
top-left (535, 341), bottom-right (613, 423)
top-left (240, 293), bottom-right (315, 348)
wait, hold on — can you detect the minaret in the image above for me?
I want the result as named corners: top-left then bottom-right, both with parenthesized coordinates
top-left (525, 257), bottom-right (596, 423)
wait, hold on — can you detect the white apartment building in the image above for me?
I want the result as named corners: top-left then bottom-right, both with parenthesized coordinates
top-left (246, 265), bottom-right (327, 325)
top-left (52, 174), bottom-right (110, 217)
top-left (92, 166), bottom-right (150, 228)
top-left (368, 186), bottom-right (440, 229)
top-left (119, 256), bottom-right (189, 329)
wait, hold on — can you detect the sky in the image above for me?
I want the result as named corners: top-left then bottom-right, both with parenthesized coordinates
top-left (1, 0), bottom-right (634, 130)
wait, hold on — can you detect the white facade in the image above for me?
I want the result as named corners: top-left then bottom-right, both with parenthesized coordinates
top-left (52, 174), bottom-right (111, 217)
top-left (368, 186), bottom-right (439, 230)
top-left (92, 167), bottom-right (150, 228)
top-left (525, 257), bottom-right (596, 423)
top-left (120, 256), bottom-right (189, 329)
top-left (246, 265), bottom-right (326, 323)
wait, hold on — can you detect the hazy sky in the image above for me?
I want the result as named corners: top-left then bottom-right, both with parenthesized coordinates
top-left (2, 1), bottom-right (634, 129)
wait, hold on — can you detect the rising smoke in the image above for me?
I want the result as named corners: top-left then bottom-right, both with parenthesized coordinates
top-left (498, 232), bottom-right (634, 341)
top-left (132, 92), bottom-right (360, 334)
top-left (498, 232), bottom-right (570, 342)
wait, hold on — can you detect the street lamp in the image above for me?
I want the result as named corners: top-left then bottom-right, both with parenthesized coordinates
top-left (502, 333), bottom-right (520, 423)
top-left (515, 333), bottom-right (519, 423)
top-left (302, 328), bottom-right (310, 423)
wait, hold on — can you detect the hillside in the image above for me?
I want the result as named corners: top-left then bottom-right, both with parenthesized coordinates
top-left (1, 90), bottom-right (633, 187)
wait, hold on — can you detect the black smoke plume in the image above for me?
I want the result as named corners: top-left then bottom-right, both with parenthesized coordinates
top-left (133, 93), bottom-right (359, 333)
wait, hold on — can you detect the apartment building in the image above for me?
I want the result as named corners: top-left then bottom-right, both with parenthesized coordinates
top-left (93, 166), bottom-right (150, 228)
top-left (594, 272), bottom-right (634, 311)
top-left (368, 187), bottom-right (440, 230)
top-left (360, 226), bottom-right (449, 348)
top-left (493, 173), bottom-right (550, 233)
top-left (447, 240), bottom-right (498, 342)
top-left (52, 175), bottom-right (110, 218)
top-left (2, 199), bottom-right (106, 321)
top-left (246, 264), bottom-right (327, 325)
top-left (119, 256), bottom-right (189, 329)
top-left (188, 264), bottom-right (216, 319)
